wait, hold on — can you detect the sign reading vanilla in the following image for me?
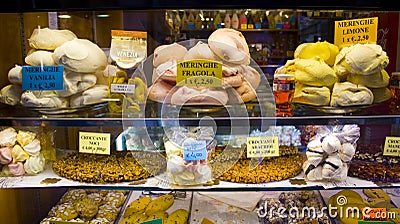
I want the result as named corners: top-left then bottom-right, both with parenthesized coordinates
top-left (22, 65), bottom-right (64, 90)
top-left (176, 59), bottom-right (222, 87)
top-left (383, 136), bottom-right (400, 156)
top-left (79, 132), bottom-right (111, 155)
top-left (246, 136), bottom-right (279, 158)
top-left (334, 17), bottom-right (378, 46)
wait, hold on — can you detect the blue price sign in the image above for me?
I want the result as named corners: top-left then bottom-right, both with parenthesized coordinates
top-left (183, 140), bottom-right (207, 161)
top-left (22, 66), bottom-right (64, 90)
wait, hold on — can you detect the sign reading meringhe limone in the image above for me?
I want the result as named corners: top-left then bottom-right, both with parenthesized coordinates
top-left (246, 136), bottom-right (279, 158)
top-left (383, 136), bottom-right (400, 156)
top-left (334, 17), bottom-right (378, 46)
top-left (176, 59), bottom-right (222, 87)
top-left (79, 132), bottom-right (111, 155)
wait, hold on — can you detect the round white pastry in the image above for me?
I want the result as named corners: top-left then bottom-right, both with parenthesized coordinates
top-left (53, 38), bottom-right (107, 73)
top-left (25, 50), bottom-right (56, 66)
top-left (8, 65), bottom-right (22, 84)
top-left (321, 135), bottom-right (341, 155)
top-left (29, 28), bottom-right (77, 50)
top-left (0, 127), bottom-right (17, 147)
top-left (23, 139), bottom-right (41, 156)
top-left (24, 153), bottom-right (46, 175)
top-left (0, 84), bottom-right (23, 106)
top-left (339, 143), bottom-right (356, 162)
top-left (153, 43), bottom-right (187, 67)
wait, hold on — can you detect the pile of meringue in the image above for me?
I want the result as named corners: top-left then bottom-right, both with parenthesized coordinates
top-left (0, 127), bottom-right (45, 176)
top-left (0, 27), bottom-right (110, 108)
top-left (165, 126), bottom-right (215, 185)
top-left (148, 28), bottom-right (261, 106)
top-left (276, 41), bottom-right (391, 107)
top-left (302, 124), bottom-right (360, 182)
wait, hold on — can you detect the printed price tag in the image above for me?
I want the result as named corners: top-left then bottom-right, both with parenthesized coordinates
top-left (141, 218), bottom-right (163, 224)
top-left (176, 59), bottom-right (222, 87)
top-left (383, 136), bottom-right (400, 156)
top-left (246, 136), bottom-right (279, 158)
top-left (79, 132), bottom-right (111, 155)
top-left (22, 66), bottom-right (64, 90)
top-left (183, 140), bottom-right (207, 161)
top-left (334, 17), bottom-right (378, 46)
top-left (111, 83), bottom-right (135, 94)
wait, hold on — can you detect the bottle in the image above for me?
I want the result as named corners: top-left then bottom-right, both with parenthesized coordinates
top-left (275, 11), bottom-right (283, 28)
top-left (261, 11), bottom-right (269, 29)
top-left (247, 11), bottom-right (254, 29)
top-left (231, 11), bottom-right (239, 29)
top-left (273, 74), bottom-right (295, 117)
top-left (214, 11), bottom-right (223, 29)
top-left (181, 11), bottom-right (188, 30)
top-left (187, 10), bottom-right (195, 29)
top-left (195, 11), bottom-right (202, 29)
top-left (224, 11), bottom-right (231, 28)
top-left (239, 10), bottom-right (247, 29)
top-left (267, 11), bottom-right (275, 29)
top-left (289, 13), bottom-right (297, 29)
top-left (254, 11), bottom-right (262, 29)
top-left (207, 11), bottom-right (214, 29)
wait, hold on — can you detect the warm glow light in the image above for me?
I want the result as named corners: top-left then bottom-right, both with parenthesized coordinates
top-left (58, 14), bottom-right (71, 19)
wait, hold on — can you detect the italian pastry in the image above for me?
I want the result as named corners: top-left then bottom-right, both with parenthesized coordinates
top-left (57, 71), bottom-right (97, 97)
top-left (303, 125), bottom-right (360, 181)
top-left (24, 50), bottom-right (56, 66)
top-left (20, 91), bottom-right (69, 108)
top-left (148, 79), bottom-right (175, 103)
top-left (294, 56), bottom-right (338, 87)
top-left (293, 83), bottom-right (331, 106)
top-left (29, 28), bottom-right (77, 51)
top-left (0, 84), bottom-right (23, 106)
top-left (23, 138), bottom-right (41, 156)
top-left (152, 59), bottom-right (177, 83)
top-left (8, 162), bottom-right (25, 176)
top-left (153, 42), bottom-right (187, 67)
top-left (330, 82), bottom-right (374, 107)
top-left (69, 85), bottom-right (109, 107)
top-left (294, 41), bottom-right (339, 66)
top-left (170, 86), bottom-right (229, 106)
top-left (346, 69), bottom-right (389, 88)
top-left (344, 43), bottom-right (389, 75)
top-left (53, 38), bottom-right (107, 73)
top-left (11, 145), bottom-right (29, 162)
top-left (370, 87), bottom-right (392, 103)
top-left (184, 41), bottom-right (218, 61)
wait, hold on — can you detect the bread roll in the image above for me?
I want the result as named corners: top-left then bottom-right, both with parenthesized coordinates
top-left (170, 86), bottom-right (228, 106)
top-left (29, 28), bottom-right (77, 50)
top-left (25, 50), bottom-right (56, 66)
top-left (347, 69), bottom-right (389, 88)
top-left (294, 57), bottom-right (337, 87)
top-left (208, 28), bottom-right (250, 65)
top-left (330, 82), bottom-right (373, 107)
top-left (53, 39), bottom-right (107, 73)
top-left (153, 43), bottom-right (187, 67)
top-left (293, 83), bottom-right (330, 106)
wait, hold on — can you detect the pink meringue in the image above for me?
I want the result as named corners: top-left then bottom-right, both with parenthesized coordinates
top-left (8, 162), bottom-right (25, 176)
top-left (0, 146), bottom-right (12, 164)
top-left (0, 127), bottom-right (17, 147)
top-left (23, 139), bottom-right (41, 156)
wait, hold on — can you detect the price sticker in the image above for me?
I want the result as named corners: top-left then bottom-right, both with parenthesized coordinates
top-left (111, 83), bottom-right (135, 94)
top-left (183, 140), bottom-right (207, 161)
top-left (22, 66), bottom-right (64, 90)
top-left (176, 59), bottom-right (222, 87)
top-left (79, 132), bottom-right (111, 155)
top-left (246, 136), bottom-right (279, 158)
top-left (141, 218), bottom-right (163, 224)
top-left (383, 136), bottom-right (400, 156)
top-left (334, 17), bottom-right (378, 46)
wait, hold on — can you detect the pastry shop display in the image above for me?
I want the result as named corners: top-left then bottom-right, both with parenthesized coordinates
top-left (0, 28), bottom-right (109, 112)
top-left (210, 144), bottom-right (304, 183)
top-left (41, 189), bottom-right (128, 223)
top-left (164, 126), bottom-right (215, 186)
top-left (349, 144), bottom-right (400, 182)
top-left (147, 28), bottom-right (262, 107)
top-left (52, 151), bottom-right (164, 183)
top-left (302, 124), bottom-right (360, 182)
top-left (259, 191), bottom-right (331, 224)
top-left (0, 127), bottom-right (46, 177)
top-left (119, 191), bottom-right (191, 224)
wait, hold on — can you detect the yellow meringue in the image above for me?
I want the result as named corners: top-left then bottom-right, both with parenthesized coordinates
top-left (11, 145), bottom-right (29, 162)
top-left (16, 130), bottom-right (36, 147)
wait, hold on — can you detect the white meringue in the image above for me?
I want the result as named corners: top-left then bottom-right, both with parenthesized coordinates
top-left (0, 84), bottom-right (22, 106)
top-left (25, 50), bottom-right (56, 66)
top-left (23, 139), bottom-right (41, 156)
top-left (29, 28), bottom-right (77, 51)
top-left (0, 127), bottom-right (17, 147)
top-left (321, 135), bottom-right (341, 155)
top-left (24, 153), bottom-right (46, 175)
top-left (339, 143), bottom-right (356, 162)
top-left (8, 65), bottom-right (22, 84)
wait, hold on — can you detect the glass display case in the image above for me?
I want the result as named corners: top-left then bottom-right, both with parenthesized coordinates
top-left (0, 1), bottom-right (400, 223)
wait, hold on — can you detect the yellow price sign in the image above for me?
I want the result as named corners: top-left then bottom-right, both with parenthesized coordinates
top-left (176, 59), bottom-right (222, 87)
top-left (246, 136), bottom-right (279, 158)
top-left (334, 17), bottom-right (378, 46)
top-left (383, 136), bottom-right (400, 156)
top-left (79, 132), bottom-right (111, 155)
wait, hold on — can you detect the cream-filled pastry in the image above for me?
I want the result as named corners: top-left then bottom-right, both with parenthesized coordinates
top-left (23, 139), bottom-right (41, 156)
top-left (330, 82), bottom-right (374, 107)
top-left (8, 162), bottom-right (25, 176)
top-left (0, 146), bottom-right (12, 164)
top-left (24, 153), bottom-right (45, 175)
top-left (11, 145), bottom-right (30, 162)
top-left (0, 127), bottom-right (17, 147)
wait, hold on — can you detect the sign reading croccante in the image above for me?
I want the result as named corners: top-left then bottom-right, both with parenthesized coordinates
top-left (334, 17), bottom-right (378, 46)
top-left (176, 59), bottom-right (222, 87)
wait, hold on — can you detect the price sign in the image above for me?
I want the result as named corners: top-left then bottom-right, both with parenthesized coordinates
top-left (176, 59), bottom-right (222, 87)
top-left (246, 136), bottom-right (279, 158)
top-left (183, 140), bottom-right (207, 161)
top-left (79, 132), bottom-right (111, 155)
top-left (22, 66), bottom-right (64, 90)
top-left (334, 17), bottom-right (378, 46)
top-left (383, 136), bottom-right (400, 156)
top-left (141, 218), bottom-right (163, 224)
top-left (111, 83), bottom-right (135, 94)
